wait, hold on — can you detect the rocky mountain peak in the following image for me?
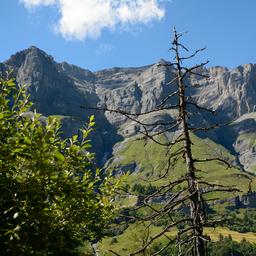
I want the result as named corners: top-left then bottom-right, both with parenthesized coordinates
top-left (157, 58), bottom-right (171, 66)
top-left (5, 46), bottom-right (54, 68)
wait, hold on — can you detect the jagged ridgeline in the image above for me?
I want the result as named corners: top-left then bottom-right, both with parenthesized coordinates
top-left (1, 46), bottom-right (256, 177)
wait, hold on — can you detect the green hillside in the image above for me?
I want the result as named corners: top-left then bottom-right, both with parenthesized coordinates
top-left (98, 131), bottom-right (256, 255)
top-left (107, 132), bottom-right (256, 195)
top-left (99, 223), bottom-right (256, 256)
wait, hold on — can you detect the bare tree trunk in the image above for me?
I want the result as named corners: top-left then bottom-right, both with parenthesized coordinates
top-left (174, 29), bottom-right (206, 256)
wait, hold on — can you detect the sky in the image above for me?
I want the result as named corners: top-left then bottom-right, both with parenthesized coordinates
top-left (0, 0), bottom-right (255, 71)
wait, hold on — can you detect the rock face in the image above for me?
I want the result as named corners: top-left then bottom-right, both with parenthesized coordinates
top-left (1, 47), bottom-right (256, 171)
top-left (231, 114), bottom-right (256, 172)
top-left (191, 64), bottom-right (256, 121)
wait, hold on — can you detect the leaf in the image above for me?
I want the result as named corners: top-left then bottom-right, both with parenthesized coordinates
top-left (3, 207), bottom-right (14, 215)
top-left (89, 115), bottom-right (95, 123)
top-left (72, 135), bottom-right (78, 141)
top-left (13, 212), bottom-right (19, 219)
top-left (14, 233), bottom-right (20, 241)
top-left (7, 80), bottom-right (16, 87)
top-left (14, 225), bottom-right (21, 232)
top-left (54, 152), bottom-right (65, 162)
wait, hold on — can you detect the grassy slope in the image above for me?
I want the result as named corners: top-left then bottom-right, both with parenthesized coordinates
top-left (99, 222), bottom-right (174, 256)
top-left (204, 227), bottom-right (256, 243)
top-left (99, 224), bottom-right (256, 256)
top-left (108, 132), bottom-right (256, 194)
top-left (97, 133), bottom-right (256, 255)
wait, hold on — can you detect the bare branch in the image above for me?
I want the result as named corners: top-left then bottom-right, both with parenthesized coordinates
top-left (156, 88), bottom-right (179, 108)
top-left (151, 238), bottom-right (176, 256)
top-left (129, 218), bottom-right (192, 256)
top-left (194, 158), bottom-right (232, 169)
top-left (186, 101), bottom-right (215, 114)
top-left (81, 105), bottom-right (179, 117)
top-left (180, 47), bottom-right (207, 60)
top-left (109, 250), bottom-right (122, 256)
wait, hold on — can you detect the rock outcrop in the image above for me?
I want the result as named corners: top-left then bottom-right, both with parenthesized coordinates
top-left (1, 47), bottom-right (256, 171)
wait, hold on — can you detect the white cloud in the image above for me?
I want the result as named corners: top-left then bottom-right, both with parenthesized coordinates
top-left (117, 0), bottom-right (164, 24)
top-left (20, 0), bottom-right (166, 41)
top-left (57, 0), bottom-right (116, 40)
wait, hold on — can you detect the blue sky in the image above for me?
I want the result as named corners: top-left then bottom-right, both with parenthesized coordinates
top-left (0, 0), bottom-right (255, 71)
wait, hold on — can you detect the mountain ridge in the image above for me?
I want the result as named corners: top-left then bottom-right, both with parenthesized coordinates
top-left (1, 46), bottom-right (256, 172)
top-left (5, 45), bottom-right (255, 74)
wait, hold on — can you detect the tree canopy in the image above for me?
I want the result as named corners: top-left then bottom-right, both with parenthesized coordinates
top-left (0, 76), bottom-right (116, 255)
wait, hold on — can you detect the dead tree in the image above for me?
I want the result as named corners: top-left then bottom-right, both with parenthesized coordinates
top-left (128, 28), bottom-right (213, 256)
top-left (83, 28), bottom-right (239, 256)
top-left (173, 28), bottom-right (206, 256)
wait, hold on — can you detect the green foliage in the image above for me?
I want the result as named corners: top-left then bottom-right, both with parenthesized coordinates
top-left (225, 209), bottom-right (256, 233)
top-left (99, 210), bottom-right (256, 255)
top-left (132, 183), bottom-right (157, 195)
top-left (147, 236), bottom-right (256, 256)
top-left (207, 236), bottom-right (256, 256)
top-left (0, 77), bottom-right (117, 255)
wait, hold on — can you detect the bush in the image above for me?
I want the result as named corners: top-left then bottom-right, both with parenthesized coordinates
top-left (0, 77), bottom-right (117, 255)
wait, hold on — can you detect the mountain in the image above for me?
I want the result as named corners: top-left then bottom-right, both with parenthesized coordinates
top-left (1, 46), bottom-right (256, 173)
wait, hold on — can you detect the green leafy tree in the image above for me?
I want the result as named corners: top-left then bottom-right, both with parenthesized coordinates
top-left (0, 76), bottom-right (117, 255)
